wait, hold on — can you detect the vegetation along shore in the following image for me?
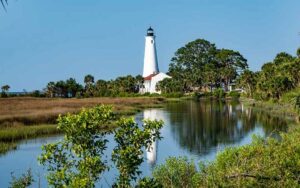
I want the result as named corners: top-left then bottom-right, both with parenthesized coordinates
top-left (0, 97), bottom-right (166, 155)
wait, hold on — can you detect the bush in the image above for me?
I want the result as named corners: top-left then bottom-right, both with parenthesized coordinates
top-left (162, 92), bottom-right (183, 98)
top-left (212, 88), bottom-right (225, 98)
top-left (152, 127), bottom-right (300, 187)
top-left (9, 169), bottom-right (34, 188)
top-left (227, 91), bottom-right (240, 98)
top-left (153, 157), bottom-right (197, 188)
top-left (136, 177), bottom-right (162, 188)
top-left (193, 128), bottom-right (300, 187)
top-left (193, 92), bottom-right (211, 98)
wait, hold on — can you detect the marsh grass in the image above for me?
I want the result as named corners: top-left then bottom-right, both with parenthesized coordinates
top-left (0, 97), bottom-right (166, 126)
top-left (0, 142), bottom-right (17, 155)
top-left (0, 124), bottom-right (60, 154)
top-left (240, 97), bottom-right (299, 120)
top-left (0, 97), bottom-right (166, 154)
top-left (0, 124), bottom-right (60, 142)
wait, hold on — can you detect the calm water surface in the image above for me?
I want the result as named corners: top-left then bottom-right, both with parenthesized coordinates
top-left (0, 100), bottom-right (291, 187)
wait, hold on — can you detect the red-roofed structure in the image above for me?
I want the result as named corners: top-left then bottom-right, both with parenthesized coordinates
top-left (143, 73), bottom-right (158, 81)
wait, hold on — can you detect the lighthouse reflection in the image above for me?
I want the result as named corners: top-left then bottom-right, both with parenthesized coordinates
top-left (143, 109), bottom-right (166, 165)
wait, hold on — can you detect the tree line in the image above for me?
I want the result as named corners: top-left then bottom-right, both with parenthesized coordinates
top-left (45, 74), bottom-right (144, 98)
top-left (237, 48), bottom-right (300, 100)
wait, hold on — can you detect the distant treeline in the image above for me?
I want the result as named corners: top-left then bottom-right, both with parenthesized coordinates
top-left (44, 74), bottom-right (144, 98)
top-left (2, 38), bottom-right (300, 100)
top-left (155, 38), bottom-right (300, 102)
top-left (236, 48), bottom-right (300, 101)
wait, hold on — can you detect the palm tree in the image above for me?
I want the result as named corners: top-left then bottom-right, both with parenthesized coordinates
top-left (1, 84), bottom-right (10, 93)
top-left (84, 74), bottom-right (95, 97)
top-left (46, 82), bottom-right (56, 98)
top-left (1, 84), bottom-right (10, 97)
top-left (84, 74), bottom-right (95, 85)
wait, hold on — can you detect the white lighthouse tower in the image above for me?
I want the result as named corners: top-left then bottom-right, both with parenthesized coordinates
top-left (143, 27), bottom-right (159, 77)
top-left (141, 27), bottom-right (171, 94)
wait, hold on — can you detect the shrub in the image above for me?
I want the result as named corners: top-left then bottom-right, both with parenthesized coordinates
top-left (194, 129), bottom-right (300, 187)
top-left (9, 169), bottom-right (34, 188)
top-left (39, 105), bottom-right (164, 187)
top-left (162, 92), bottom-right (183, 98)
top-left (212, 88), bottom-right (225, 98)
top-left (153, 157), bottom-right (197, 188)
top-left (227, 91), bottom-right (240, 98)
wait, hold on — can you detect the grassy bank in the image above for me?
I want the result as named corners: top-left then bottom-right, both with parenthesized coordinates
top-left (0, 97), bottom-right (166, 154)
top-left (0, 142), bottom-right (17, 156)
top-left (0, 97), bottom-right (166, 126)
top-left (239, 97), bottom-right (299, 121)
top-left (0, 124), bottom-right (60, 142)
top-left (153, 125), bottom-right (300, 187)
top-left (0, 124), bottom-right (59, 154)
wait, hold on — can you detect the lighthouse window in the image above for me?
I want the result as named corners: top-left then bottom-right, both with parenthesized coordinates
top-left (151, 40), bottom-right (153, 44)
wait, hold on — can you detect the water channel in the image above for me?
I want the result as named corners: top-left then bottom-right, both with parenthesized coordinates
top-left (0, 100), bottom-right (292, 187)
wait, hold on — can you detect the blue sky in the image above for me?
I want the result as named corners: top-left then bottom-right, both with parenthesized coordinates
top-left (0, 0), bottom-right (300, 91)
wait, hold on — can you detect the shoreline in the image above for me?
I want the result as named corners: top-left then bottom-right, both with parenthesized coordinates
top-left (239, 97), bottom-right (299, 122)
top-left (0, 97), bottom-right (167, 154)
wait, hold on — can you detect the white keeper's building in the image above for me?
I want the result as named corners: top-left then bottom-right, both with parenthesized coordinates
top-left (140, 27), bottom-right (171, 94)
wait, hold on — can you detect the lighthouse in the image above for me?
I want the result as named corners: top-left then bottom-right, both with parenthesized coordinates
top-left (141, 27), bottom-right (171, 94)
top-left (143, 27), bottom-right (159, 77)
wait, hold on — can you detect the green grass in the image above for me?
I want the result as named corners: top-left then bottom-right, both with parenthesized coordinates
top-left (281, 87), bottom-right (300, 104)
top-left (0, 124), bottom-right (60, 143)
top-left (0, 142), bottom-right (17, 155)
top-left (240, 97), bottom-right (299, 120)
top-left (0, 124), bottom-right (60, 154)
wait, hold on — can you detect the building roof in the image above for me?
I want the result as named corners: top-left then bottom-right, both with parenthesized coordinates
top-left (144, 73), bottom-right (158, 80)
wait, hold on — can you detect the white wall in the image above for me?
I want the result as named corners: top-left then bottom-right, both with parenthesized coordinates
top-left (149, 72), bottom-right (171, 93)
top-left (143, 36), bottom-right (159, 77)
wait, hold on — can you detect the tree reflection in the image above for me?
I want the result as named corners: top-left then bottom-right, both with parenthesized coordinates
top-left (165, 100), bottom-right (289, 155)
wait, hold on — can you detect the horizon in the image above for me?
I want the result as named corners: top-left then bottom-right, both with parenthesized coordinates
top-left (1, 1), bottom-right (300, 92)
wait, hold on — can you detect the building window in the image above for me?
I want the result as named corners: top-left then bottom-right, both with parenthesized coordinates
top-left (151, 40), bottom-right (153, 44)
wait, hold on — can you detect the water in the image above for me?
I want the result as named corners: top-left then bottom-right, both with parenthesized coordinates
top-left (0, 100), bottom-right (291, 187)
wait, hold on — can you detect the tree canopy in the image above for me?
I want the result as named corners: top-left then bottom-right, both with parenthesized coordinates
top-left (166, 39), bottom-right (248, 92)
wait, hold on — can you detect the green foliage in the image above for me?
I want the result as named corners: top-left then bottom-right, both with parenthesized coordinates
top-left (152, 127), bottom-right (300, 187)
top-left (236, 69), bottom-right (257, 98)
top-left (168, 39), bottom-right (248, 93)
top-left (39, 105), bottom-right (164, 187)
top-left (9, 169), bottom-right (34, 188)
top-left (162, 92), bottom-right (184, 98)
top-left (0, 142), bottom-right (17, 155)
top-left (156, 78), bottom-right (184, 93)
top-left (249, 49), bottom-right (300, 101)
top-left (194, 129), bottom-right (300, 187)
top-left (0, 125), bottom-right (59, 142)
top-left (212, 88), bottom-right (225, 98)
top-left (297, 47), bottom-right (300, 58)
top-left (45, 74), bottom-right (144, 98)
top-left (169, 39), bottom-right (218, 91)
top-left (136, 177), bottom-right (162, 188)
top-left (39, 106), bottom-right (114, 187)
top-left (153, 157), bottom-right (197, 188)
top-left (227, 91), bottom-right (240, 98)
top-left (1, 84), bottom-right (10, 97)
top-left (45, 78), bottom-right (83, 98)
top-left (112, 118), bottom-right (163, 187)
